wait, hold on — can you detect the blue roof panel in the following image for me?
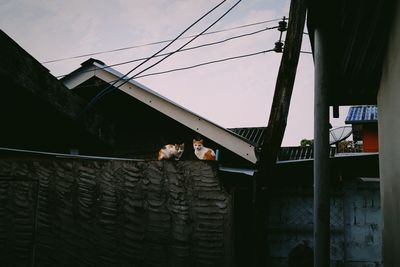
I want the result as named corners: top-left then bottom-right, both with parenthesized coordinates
top-left (345, 105), bottom-right (378, 124)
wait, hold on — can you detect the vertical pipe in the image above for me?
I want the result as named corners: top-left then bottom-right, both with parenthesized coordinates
top-left (314, 27), bottom-right (331, 267)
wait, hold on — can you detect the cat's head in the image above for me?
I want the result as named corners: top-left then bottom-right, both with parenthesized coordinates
top-left (174, 143), bottom-right (184, 159)
top-left (193, 139), bottom-right (203, 151)
top-left (174, 143), bottom-right (184, 152)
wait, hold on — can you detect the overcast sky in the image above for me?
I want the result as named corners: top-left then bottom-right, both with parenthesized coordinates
top-left (1, 0), bottom-right (348, 145)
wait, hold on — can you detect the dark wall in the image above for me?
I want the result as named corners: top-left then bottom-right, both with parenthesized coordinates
top-left (0, 77), bottom-right (110, 155)
top-left (0, 31), bottom-right (115, 154)
top-left (0, 158), bottom-right (232, 267)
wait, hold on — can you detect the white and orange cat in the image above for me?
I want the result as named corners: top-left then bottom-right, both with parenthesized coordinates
top-left (157, 143), bottom-right (185, 160)
top-left (193, 139), bottom-right (216, 160)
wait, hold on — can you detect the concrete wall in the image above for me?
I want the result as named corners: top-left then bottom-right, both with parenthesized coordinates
top-left (378, 0), bottom-right (400, 266)
top-left (268, 179), bottom-right (382, 267)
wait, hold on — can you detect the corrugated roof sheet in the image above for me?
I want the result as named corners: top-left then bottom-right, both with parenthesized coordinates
top-left (228, 127), bottom-right (337, 159)
top-left (228, 127), bottom-right (266, 147)
top-left (277, 146), bottom-right (337, 161)
top-left (228, 127), bottom-right (348, 161)
top-left (345, 105), bottom-right (378, 124)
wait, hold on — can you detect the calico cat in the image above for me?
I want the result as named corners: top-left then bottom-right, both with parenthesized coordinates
top-left (157, 143), bottom-right (185, 160)
top-left (193, 139), bottom-right (216, 160)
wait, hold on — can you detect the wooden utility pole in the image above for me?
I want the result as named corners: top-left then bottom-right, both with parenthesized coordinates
top-left (253, 0), bottom-right (306, 266)
top-left (258, 0), bottom-right (307, 175)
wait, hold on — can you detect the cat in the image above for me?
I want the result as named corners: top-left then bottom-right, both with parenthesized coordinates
top-left (192, 139), bottom-right (216, 160)
top-left (157, 143), bottom-right (184, 160)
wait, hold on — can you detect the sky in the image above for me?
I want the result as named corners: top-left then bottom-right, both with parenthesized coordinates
top-left (0, 0), bottom-right (349, 146)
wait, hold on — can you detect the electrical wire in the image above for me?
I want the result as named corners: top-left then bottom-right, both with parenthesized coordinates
top-left (116, 0), bottom-right (244, 91)
top-left (72, 46), bottom-right (310, 89)
top-left (134, 48), bottom-right (276, 79)
top-left (56, 25), bottom-right (278, 79)
top-left (78, 0), bottom-right (228, 116)
top-left (82, 0), bottom-right (243, 115)
top-left (72, 48), bottom-right (276, 89)
top-left (42, 17), bottom-right (282, 64)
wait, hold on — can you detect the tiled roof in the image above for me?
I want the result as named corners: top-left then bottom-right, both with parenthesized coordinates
top-left (345, 105), bottom-right (378, 124)
top-left (228, 127), bottom-right (266, 147)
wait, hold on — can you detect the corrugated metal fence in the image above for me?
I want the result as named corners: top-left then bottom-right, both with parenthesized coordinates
top-left (0, 159), bottom-right (232, 267)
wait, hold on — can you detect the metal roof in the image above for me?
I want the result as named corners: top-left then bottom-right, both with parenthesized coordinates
top-left (345, 105), bottom-right (378, 124)
top-left (227, 127), bottom-right (266, 148)
top-left (277, 146), bottom-right (337, 161)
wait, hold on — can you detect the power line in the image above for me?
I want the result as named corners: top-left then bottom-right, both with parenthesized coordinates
top-left (56, 25), bottom-right (278, 79)
top-left (42, 17), bottom-right (282, 64)
top-left (82, 0), bottom-right (243, 115)
top-left (72, 48), bottom-right (276, 89)
top-left (79, 0), bottom-right (228, 116)
top-left (72, 49), bottom-right (310, 86)
top-left (117, 0), bottom-right (244, 90)
top-left (135, 48), bottom-right (276, 79)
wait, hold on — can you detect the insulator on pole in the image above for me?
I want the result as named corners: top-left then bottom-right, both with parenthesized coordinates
top-left (274, 41), bottom-right (284, 53)
top-left (278, 16), bottom-right (287, 32)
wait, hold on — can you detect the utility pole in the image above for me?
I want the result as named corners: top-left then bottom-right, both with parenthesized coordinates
top-left (313, 21), bottom-right (332, 267)
top-left (253, 0), bottom-right (306, 266)
top-left (258, 0), bottom-right (306, 170)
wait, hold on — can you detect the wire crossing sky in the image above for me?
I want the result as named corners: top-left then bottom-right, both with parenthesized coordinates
top-left (55, 22), bottom-right (281, 78)
top-left (113, 0), bottom-right (245, 94)
top-left (43, 17), bottom-right (282, 64)
top-left (79, 0), bottom-right (233, 116)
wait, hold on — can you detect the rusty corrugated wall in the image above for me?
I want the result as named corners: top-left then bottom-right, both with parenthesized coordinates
top-left (0, 159), bottom-right (232, 267)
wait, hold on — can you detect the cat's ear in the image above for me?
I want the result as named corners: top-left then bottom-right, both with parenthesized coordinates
top-left (193, 139), bottom-right (196, 143)
top-left (199, 139), bottom-right (203, 143)
top-left (181, 143), bottom-right (185, 147)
